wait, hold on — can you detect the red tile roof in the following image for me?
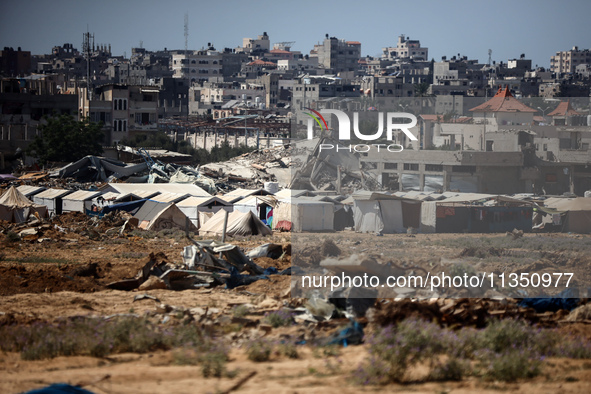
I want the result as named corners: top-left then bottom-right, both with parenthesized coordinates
top-left (469, 86), bottom-right (536, 113)
top-left (547, 100), bottom-right (581, 116)
top-left (346, 41), bottom-right (361, 45)
top-left (247, 59), bottom-right (277, 67)
top-left (269, 49), bottom-right (291, 54)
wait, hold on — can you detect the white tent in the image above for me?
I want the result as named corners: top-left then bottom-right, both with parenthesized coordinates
top-left (0, 186), bottom-right (48, 223)
top-left (199, 209), bottom-right (272, 237)
top-left (353, 199), bottom-right (405, 233)
top-left (273, 197), bottom-right (334, 232)
top-left (33, 188), bottom-right (73, 215)
top-left (134, 200), bottom-right (197, 232)
top-left (177, 196), bottom-right (233, 227)
top-left (62, 190), bottom-right (103, 213)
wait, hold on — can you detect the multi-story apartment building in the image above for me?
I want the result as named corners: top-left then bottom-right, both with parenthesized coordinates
top-left (0, 47), bottom-right (32, 77)
top-left (551, 46), bottom-right (591, 74)
top-left (310, 35), bottom-right (361, 75)
top-left (382, 35), bottom-right (428, 61)
top-left (79, 84), bottom-right (159, 145)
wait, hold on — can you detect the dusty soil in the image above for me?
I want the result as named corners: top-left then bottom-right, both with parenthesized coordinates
top-left (1, 215), bottom-right (591, 393)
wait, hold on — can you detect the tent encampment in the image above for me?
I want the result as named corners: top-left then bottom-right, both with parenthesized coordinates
top-left (0, 186), bottom-right (48, 223)
top-left (199, 209), bottom-right (272, 237)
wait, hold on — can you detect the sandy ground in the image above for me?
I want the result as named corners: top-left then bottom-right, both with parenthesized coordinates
top-left (1, 217), bottom-right (591, 393)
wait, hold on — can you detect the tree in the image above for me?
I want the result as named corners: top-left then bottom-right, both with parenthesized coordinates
top-left (27, 114), bottom-right (104, 164)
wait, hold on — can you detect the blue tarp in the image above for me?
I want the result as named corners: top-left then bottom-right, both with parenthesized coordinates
top-left (24, 383), bottom-right (95, 394)
top-left (518, 287), bottom-right (580, 312)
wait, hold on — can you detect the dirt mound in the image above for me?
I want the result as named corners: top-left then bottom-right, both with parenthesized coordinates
top-left (369, 299), bottom-right (443, 326)
top-left (321, 239), bottom-right (341, 257)
top-left (458, 246), bottom-right (503, 258)
top-left (0, 263), bottom-right (105, 295)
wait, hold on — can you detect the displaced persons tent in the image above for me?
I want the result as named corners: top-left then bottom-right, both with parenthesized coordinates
top-left (199, 209), bottom-right (272, 237)
top-left (542, 197), bottom-right (591, 234)
top-left (134, 200), bottom-right (197, 232)
top-left (233, 195), bottom-right (278, 226)
top-left (177, 196), bottom-right (233, 227)
top-left (16, 185), bottom-right (46, 198)
top-left (220, 188), bottom-right (273, 204)
top-left (84, 192), bottom-right (149, 217)
top-left (272, 197), bottom-right (334, 232)
top-left (351, 192), bottom-right (418, 234)
top-left (102, 183), bottom-right (210, 198)
top-left (0, 186), bottom-right (48, 223)
top-left (420, 194), bottom-right (533, 233)
top-left (32, 188), bottom-right (72, 216)
top-left (62, 190), bottom-right (103, 213)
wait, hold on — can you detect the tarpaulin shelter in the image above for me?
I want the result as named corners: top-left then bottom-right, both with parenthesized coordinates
top-left (16, 185), bottom-right (46, 198)
top-left (420, 194), bottom-right (533, 233)
top-left (234, 195), bottom-right (278, 227)
top-left (32, 188), bottom-right (72, 216)
top-left (84, 191), bottom-right (150, 217)
top-left (199, 209), bottom-right (272, 237)
top-left (0, 186), bottom-right (48, 223)
top-left (134, 200), bottom-right (197, 232)
top-left (542, 197), bottom-right (591, 234)
top-left (177, 196), bottom-right (233, 228)
top-left (62, 190), bottom-right (103, 213)
top-left (351, 191), bottom-right (420, 234)
top-left (272, 197), bottom-right (334, 232)
top-left (102, 182), bottom-right (210, 198)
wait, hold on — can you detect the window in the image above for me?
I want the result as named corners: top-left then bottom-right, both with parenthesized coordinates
top-left (403, 163), bottom-right (419, 171)
top-left (425, 164), bottom-right (443, 172)
top-left (384, 162), bottom-right (398, 170)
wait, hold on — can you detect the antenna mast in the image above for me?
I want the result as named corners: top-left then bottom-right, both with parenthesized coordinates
top-left (83, 29), bottom-right (94, 100)
top-left (184, 13), bottom-right (189, 56)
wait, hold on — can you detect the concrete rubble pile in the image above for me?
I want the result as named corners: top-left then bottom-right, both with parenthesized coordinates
top-left (200, 145), bottom-right (292, 191)
top-left (289, 137), bottom-right (381, 193)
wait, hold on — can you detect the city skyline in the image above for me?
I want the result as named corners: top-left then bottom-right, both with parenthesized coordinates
top-left (1, 0), bottom-right (590, 69)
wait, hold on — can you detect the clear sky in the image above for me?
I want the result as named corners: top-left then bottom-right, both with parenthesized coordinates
top-left (1, 0), bottom-right (589, 68)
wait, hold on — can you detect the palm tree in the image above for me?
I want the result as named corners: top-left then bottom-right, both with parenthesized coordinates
top-left (413, 82), bottom-right (435, 113)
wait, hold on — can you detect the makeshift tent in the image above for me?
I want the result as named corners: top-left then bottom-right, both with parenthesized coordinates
top-left (234, 195), bottom-right (277, 226)
top-left (134, 201), bottom-right (197, 232)
top-left (16, 185), bottom-right (46, 198)
top-left (199, 209), bottom-right (272, 237)
top-left (102, 182), bottom-right (210, 198)
top-left (84, 192), bottom-right (149, 217)
top-left (350, 192), bottom-right (418, 234)
top-left (220, 188), bottom-right (273, 204)
top-left (33, 188), bottom-right (72, 216)
top-left (62, 190), bottom-right (103, 213)
top-left (177, 196), bottom-right (233, 227)
top-left (420, 194), bottom-right (533, 233)
top-left (0, 186), bottom-right (48, 223)
top-left (272, 197), bottom-right (334, 232)
top-left (542, 197), bottom-right (591, 234)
